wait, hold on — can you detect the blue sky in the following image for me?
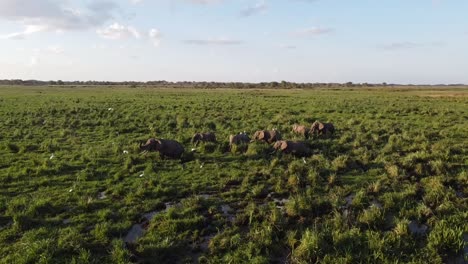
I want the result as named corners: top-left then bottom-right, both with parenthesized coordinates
top-left (0, 0), bottom-right (467, 84)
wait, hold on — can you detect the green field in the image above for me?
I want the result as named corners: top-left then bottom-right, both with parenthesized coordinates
top-left (0, 86), bottom-right (466, 263)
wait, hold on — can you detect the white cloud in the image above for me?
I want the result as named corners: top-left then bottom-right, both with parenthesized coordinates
top-left (379, 41), bottom-right (444, 50)
top-left (183, 37), bottom-right (242, 45)
top-left (149, 28), bottom-right (161, 47)
top-left (0, 24), bottom-right (47, 39)
top-left (97, 23), bottom-right (140, 40)
top-left (240, 0), bottom-right (267, 17)
top-left (292, 27), bottom-right (334, 36)
top-left (47, 45), bottom-right (64, 54)
top-left (0, 0), bottom-right (119, 38)
top-left (185, 0), bottom-right (222, 4)
top-left (130, 0), bottom-right (143, 4)
top-left (28, 56), bottom-right (39, 67)
top-left (279, 44), bottom-right (297, 49)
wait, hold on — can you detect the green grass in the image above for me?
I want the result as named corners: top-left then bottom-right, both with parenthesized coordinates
top-left (0, 86), bottom-right (467, 263)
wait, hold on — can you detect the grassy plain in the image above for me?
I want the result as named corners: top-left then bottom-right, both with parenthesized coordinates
top-left (0, 85), bottom-right (467, 263)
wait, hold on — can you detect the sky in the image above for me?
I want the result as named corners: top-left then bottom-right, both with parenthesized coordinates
top-left (0, 0), bottom-right (467, 84)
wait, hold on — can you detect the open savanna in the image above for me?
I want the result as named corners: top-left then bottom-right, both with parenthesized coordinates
top-left (0, 85), bottom-right (466, 263)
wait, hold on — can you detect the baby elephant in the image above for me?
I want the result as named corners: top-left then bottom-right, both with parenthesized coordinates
top-left (251, 129), bottom-right (281, 144)
top-left (292, 124), bottom-right (310, 138)
top-left (229, 133), bottom-right (250, 148)
top-left (191, 132), bottom-right (217, 146)
top-left (310, 121), bottom-right (335, 136)
top-left (140, 138), bottom-right (185, 159)
top-left (273, 140), bottom-right (311, 157)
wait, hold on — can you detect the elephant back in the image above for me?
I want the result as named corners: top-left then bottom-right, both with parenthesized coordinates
top-left (159, 139), bottom-right (185, 158)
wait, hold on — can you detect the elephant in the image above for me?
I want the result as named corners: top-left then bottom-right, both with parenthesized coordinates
top-left (292, 124), bottom-right (310, 138)
top-left (310, 121), bottom-right (335, 136)
top-left (272, 140), bottom-right (311, 157)
top-left (229, 133), bottom-right (250, 148)
top-left (140, 138), bottom-right (185, 159)
top-left (191, 132), bottom-right (216, 146)
top-left (251, 129), bottom-right (282, 144)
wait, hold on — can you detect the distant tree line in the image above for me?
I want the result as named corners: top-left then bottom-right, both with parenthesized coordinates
top-left (0, 79), bottom-right (465, 88)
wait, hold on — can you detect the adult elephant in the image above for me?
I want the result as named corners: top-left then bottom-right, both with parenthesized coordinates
top-left (310, 121), bottom-right (335, 136)
top-left (229, 133), bottom-right (250, 149)
top-left (140, 138), bottom-right (185, 159)
top-left (292, 124), bottom-right (310, 138)
top-left (251, 129), bottom-right (281, 144)
top-left (191, 132), bottom-right (217, 146)
top-left (273, 140), bottom-right (311, 157)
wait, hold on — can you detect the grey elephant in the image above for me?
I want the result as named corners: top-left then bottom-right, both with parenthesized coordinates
top-left (251, 129), bottom-right (281, 144)
top-left (140, 138), bottom-right (185, 159)
top-left (292, 124), bottom-right (310, 138)
top-left (310, 121), bottom-right (335, 136)
top-left (273, 140), bottom-right (311, 157)
top-left (191, 132), bottom-right (217, 146)
top-left (229, 133), bottom-right (250, 149)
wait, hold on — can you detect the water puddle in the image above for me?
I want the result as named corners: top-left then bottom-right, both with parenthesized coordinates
top-left (98, 192), bottom-right (107, 200)
top-left (461, 234), bottom-right (468, 256)
top-left (198, 194), bottom-right (213, 200)
top-left (447, 233), bottom-right (468, 264)
top-left (164, 202), bottom-right (180, 211)
top-left (343, 209), bottom-right (350, 218)
top-left (408, 221), bottom-right (428, 235)
top-left (199, 234), bottom-right (216, 251)
top-left (345, 193), bottom-right (355, 207)
top-left (0, 221), bottom-right (13, 231)
top-left (370, 199), bottom-right (383, 209)
top-left (273, 198), bottom-right (290, 210)
top-left (142, 211), bottom-right (158, 222)
top-left (124, 201), bottom-right (182, 244)
top-left (124, 224), bottom-right (145, 244)
top-left (221, 204), bottom-right (236, 223)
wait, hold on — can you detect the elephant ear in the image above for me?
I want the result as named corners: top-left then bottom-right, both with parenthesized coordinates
top-left (280, 141), bottom-right (288, 150)
top-left (153, 139), bottom-right (163, 149)
top-left (258, 131), bottom-right (265, 140)
top-left (273, 141), bottom-right (280, 149)
top-left (253, 131), bottom-right (259, 139)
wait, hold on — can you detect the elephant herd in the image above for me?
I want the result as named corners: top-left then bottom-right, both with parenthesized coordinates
top-left (139, 121), bottom-right (335, 159)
